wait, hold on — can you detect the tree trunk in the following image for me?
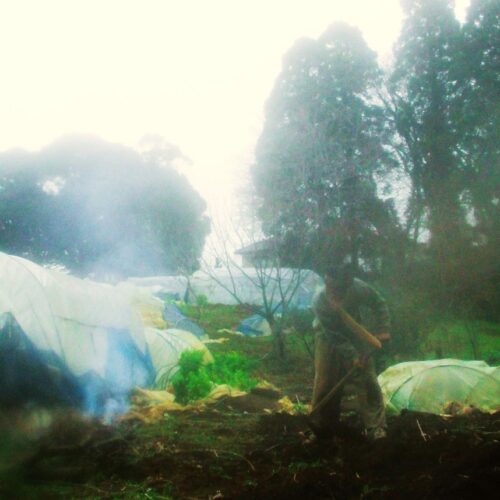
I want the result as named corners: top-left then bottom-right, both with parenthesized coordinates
top-left (271, 322), bottom-right (286, 360)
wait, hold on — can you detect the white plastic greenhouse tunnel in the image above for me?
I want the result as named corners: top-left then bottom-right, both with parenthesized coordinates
top-left (378, 359), bottom-right (500, 415)
top-left (0, 252), bottom-right (208, 417)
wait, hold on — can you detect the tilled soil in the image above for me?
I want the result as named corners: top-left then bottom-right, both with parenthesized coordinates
top-left (3, 400), bottom-right (499, 499)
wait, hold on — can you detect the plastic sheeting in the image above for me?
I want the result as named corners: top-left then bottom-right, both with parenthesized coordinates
top-left (0, 252), bottom-right (208, 416)
top-left (126, 275), bottom-right (188, 300)
top-left (378, 359), bottom-right (500, 415)
top-left (143, 328), bottom-right (213, 387)
top-left (0, 252), bottom-right (155, 415)
top-left (237, 314), bottom-right (272, 337)
top-left (124, 269), bottom-right (323, 309)
top-left (119, 283), bottom-right (205, 339)
top-left (187, 268), bottom-right (322, 308)
top-left (163, 304), bottom-right (205, 339)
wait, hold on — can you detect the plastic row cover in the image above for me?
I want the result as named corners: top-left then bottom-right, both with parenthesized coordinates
top-left (378, 359), bottom-right (500, 415)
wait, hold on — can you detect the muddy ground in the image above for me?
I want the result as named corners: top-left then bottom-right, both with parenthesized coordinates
top-left (1, 392), bottom-right (499, 499)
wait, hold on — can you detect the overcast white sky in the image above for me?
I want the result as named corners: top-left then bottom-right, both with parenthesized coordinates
top-left (0, 0), bottom-right (470, 212)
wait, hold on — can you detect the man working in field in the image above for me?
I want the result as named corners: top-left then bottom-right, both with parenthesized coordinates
top-left (309, 263), bottom-right (390, 441)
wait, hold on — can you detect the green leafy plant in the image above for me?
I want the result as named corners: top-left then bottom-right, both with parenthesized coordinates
top-left (171, 351), bottom-right (212, 405)
top-left (171, 350), bottom-right (258, 404)
top-left (208, 351), bottom-right (258, 392)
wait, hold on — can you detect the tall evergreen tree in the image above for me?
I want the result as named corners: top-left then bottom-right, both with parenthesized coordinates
top-left (389, 0), bottom-right (464, 259)
top-left (252, 23), bottom-right (398, 272)
top-left (461, 0), bottom-right (500, 246)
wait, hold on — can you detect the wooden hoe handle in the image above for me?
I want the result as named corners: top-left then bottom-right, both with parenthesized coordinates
top-left (328, 297), bottom-right (382, 350)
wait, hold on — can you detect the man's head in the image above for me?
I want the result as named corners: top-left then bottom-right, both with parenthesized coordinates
top-left (323, 263), bottom-right (355, 296)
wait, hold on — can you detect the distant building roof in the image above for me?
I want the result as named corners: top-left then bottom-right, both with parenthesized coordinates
top-left (234, 239), bottom-right (276, 257)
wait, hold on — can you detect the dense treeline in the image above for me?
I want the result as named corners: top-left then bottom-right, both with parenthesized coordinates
top-left (0, 136), bottom-right (210, 278)
top-left (252, 0), bottom-right (499, 345)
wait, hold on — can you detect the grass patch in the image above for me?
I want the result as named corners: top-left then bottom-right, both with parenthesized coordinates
top-left (177, 302), bottom-right (254, 337)
top-left (421, 320), bottom-right (500, 363)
